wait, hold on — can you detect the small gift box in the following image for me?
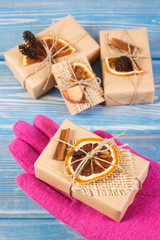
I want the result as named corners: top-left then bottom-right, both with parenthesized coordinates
top-left (34, 119), bottom-right (149, 222)
top-left (100, 28), bottom-right (155, 106)
top-left (5, 15), bottom-right (100, 99)
top-left (52, 53), bottom-right (104, 115)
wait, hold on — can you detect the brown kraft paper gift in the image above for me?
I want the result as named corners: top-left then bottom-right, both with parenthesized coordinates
top-left (99, 28), bottom-right (155, 106)
top-left (34, 119), bottom-right (149, 222)
top-left (5, 15), bottom-right (100, 99)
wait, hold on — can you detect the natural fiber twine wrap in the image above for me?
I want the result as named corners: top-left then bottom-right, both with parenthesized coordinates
top-left (71, 141), bottom-right (137, 197)
top-left (52, 54), bottom-right (104, 115)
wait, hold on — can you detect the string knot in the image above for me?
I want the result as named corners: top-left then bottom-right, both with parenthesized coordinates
top-left (56, 61), bottom-right (102, 107)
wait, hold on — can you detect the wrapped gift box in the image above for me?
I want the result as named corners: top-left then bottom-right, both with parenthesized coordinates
top-left (34, 119), bottom-right (149, 222)
top-left (99, 28), bottom-right (155, 106)
top-left (52, 53), bottom-right (104, 115)
top-left (5, 15), bottom-right (100, 99)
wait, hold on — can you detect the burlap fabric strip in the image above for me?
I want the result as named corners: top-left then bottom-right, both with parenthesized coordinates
top-left (52, 54), bottom-right (104, 115)
top-left (22, 20), bottom-right (88, 91)
top-left (51, 132), bottom-right (141, 197)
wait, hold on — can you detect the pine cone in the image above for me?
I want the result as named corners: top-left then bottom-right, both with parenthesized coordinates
top-left (18, 30), bottom-right (38, 59)
top-left (23, 31), bottom-right (38, 48)
top-left (19, 44), bottom-right (37, 59)
top-left (115, 56), bottom-right (133, 72)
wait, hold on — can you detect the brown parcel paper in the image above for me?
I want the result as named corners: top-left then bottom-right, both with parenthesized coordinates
top-left (34, 119), bottom-right (149, 222)
top-left (100, 28), bottom-right (155, 106)
top-left (5, 15), bottom-right (100, 99)
top-left (52, 53), bottom-right (105, 115)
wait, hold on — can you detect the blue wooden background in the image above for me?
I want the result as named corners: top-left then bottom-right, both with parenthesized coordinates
top-left (0, 0), bottom-right (160, 239)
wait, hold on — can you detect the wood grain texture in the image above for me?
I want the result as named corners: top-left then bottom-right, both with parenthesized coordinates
top-left (0, 0), bottom-right (160, 239)
top-left (0, 219), bottom-right (85, 240)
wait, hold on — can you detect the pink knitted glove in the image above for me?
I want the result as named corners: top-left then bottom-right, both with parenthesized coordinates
top-left (9, 115), bottom-right (160, 240)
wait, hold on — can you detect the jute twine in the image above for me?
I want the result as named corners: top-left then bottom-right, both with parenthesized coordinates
top-left (22, 20), bottom-right (87, 91)
top-left (51, 132), bottom-right (141, 197)
top-left (56, 61), bottom-right (102, 107)
top-left (106, 30), bottom-right (143, 105)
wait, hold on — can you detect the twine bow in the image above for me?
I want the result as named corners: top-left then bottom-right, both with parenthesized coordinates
top-left (23, 20), bottom-right (87, 91)
top-left (51, 132), bottom-right (141, 197)
top-left (56, 61), bottom-right (102, 107)
top-left (106, 31), bottom-right (143, 105)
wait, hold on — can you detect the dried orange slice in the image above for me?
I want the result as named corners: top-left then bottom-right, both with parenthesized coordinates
top-left (105, 57), bottom-right (144, 76)
top-left (72, 61), bottom-right (95, 80)
top-left (22, 36), bottom-right (76, 66)
top-left (65, 138), bottom-right (119, 184)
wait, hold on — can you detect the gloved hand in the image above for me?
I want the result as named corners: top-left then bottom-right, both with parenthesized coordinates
top-left (9, 115), bottom-right (160, 240)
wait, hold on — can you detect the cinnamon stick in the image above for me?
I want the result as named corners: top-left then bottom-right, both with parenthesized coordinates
top-left (53, 128), bottom-right (70, 161)
top-left (109, 38), bottom-right (138, 53)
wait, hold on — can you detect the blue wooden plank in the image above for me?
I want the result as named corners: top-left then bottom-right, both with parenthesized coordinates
top-left (0, 0), bottom-right (160, 11)
top-left (0, 219), bottom-right (85, 240)
top-left (0, 8), bottom-right (160, 58)
top-left (0, 61), bottom-right (160, 134)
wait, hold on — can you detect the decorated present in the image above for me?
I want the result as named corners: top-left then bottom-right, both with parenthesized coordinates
top-left (34, 119), bottom-right (149, 222)
top-left (4, 15), bottom-right (100, 99)
top-left (99, 28), bottom-right (155, 106)
top-left (52, 53), bottom-right (104, 115)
